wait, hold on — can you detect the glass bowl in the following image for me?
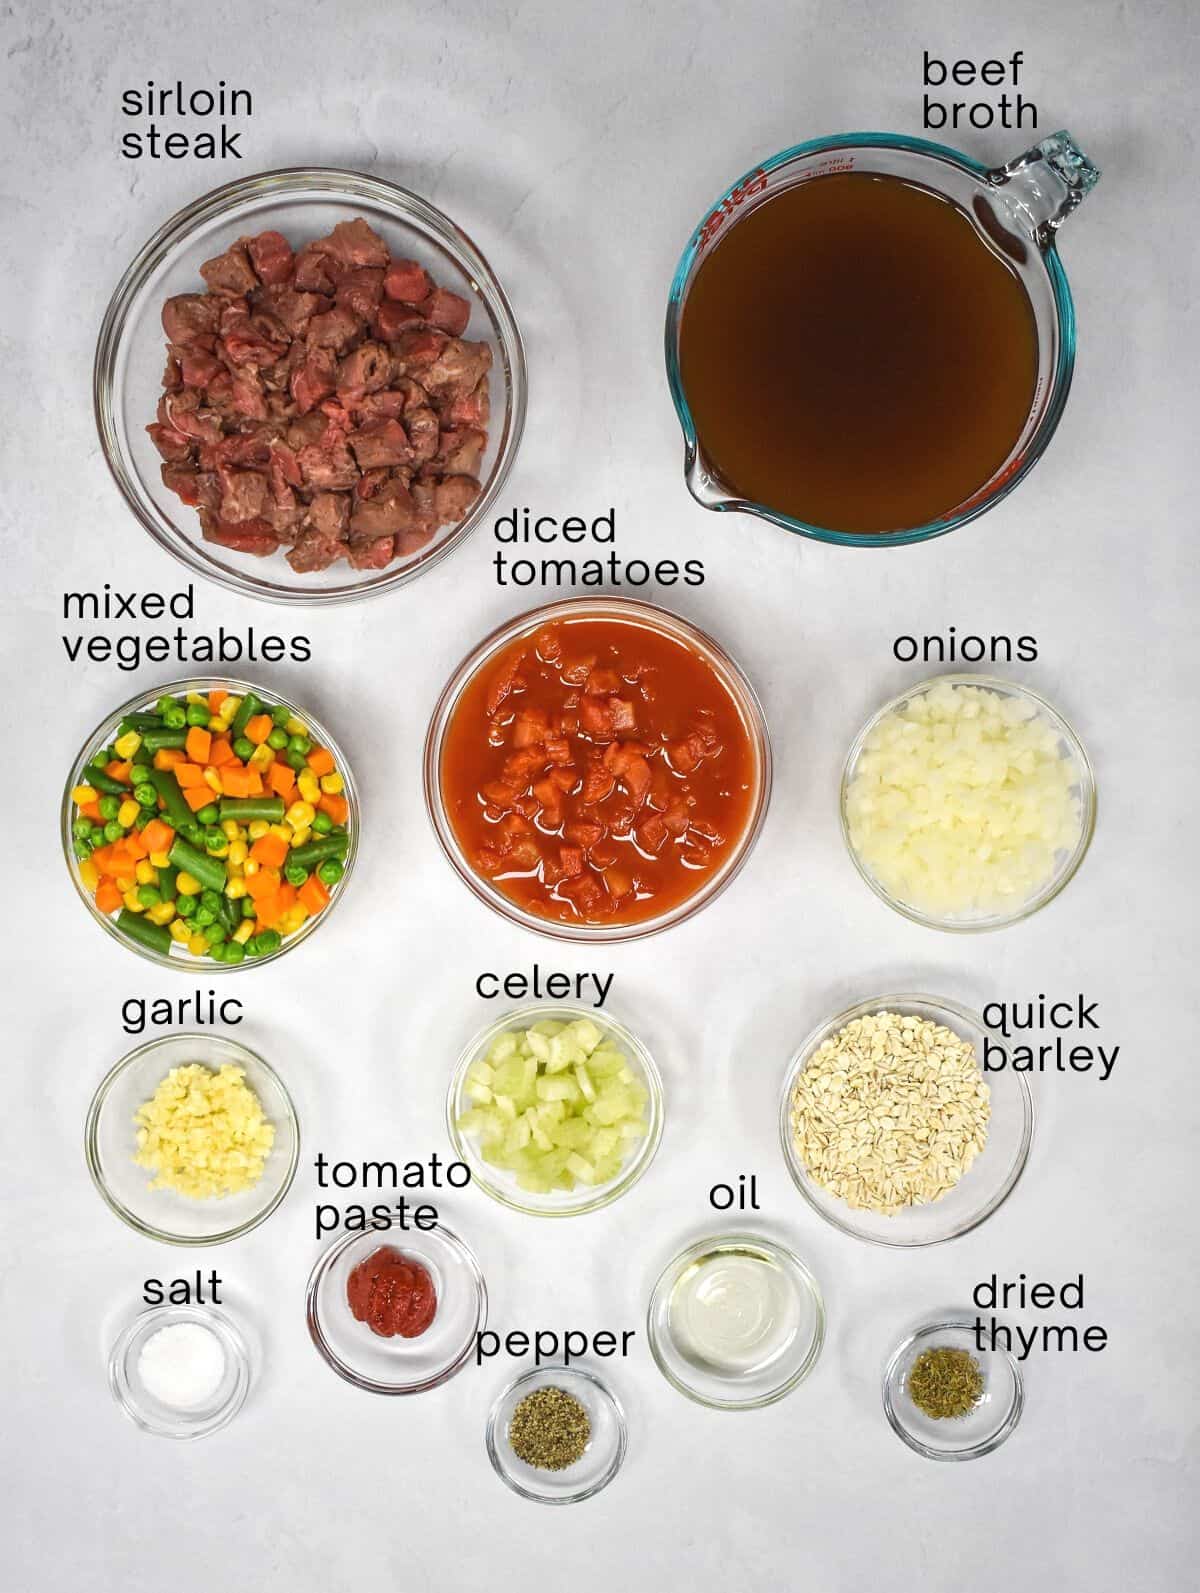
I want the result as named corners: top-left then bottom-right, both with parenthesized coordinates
top-left (486, 1365), bottom-right (627, 1504)
top-left (306, 1223), bottom-right (486, 1395)
top-left (779, 994), bottom-right (1033, 1247)
top-left (62, 676), bottom-right (359, 971)
top-left (109, 1303), bottom-right (252, 1440)
top-left (840, 673), bottom-right (1096, 932)
top-left (85, 1033), bottom-right (299, 1245)
top-left (424, 596), bottom-right (772, 942)
top-left (447, 1003), bottom-right (664, 1216)
top-left (883, 1316), bottom-right (1023, 1460)
top-left (646, 1233), bottom-right (824, 1409)
top-left (94, 167), bottom-right (526, 605)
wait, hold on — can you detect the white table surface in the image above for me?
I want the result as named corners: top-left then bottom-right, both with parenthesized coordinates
top-left (3, 1), bottom-right (1197, 1587)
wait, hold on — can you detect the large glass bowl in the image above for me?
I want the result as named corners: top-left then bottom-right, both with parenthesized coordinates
top-left (779, 994), bottom-right (1033, 1247)
top-left (424, 596), bottom-right (772, 943)
top-left (61, 676), bottom-right (359, 971)
top-left (94, 167), bottom-right (526, 605)
top-left (86, 1033), bottom-right (299, 1245)
top-left (840, 674), bottom-right (1096, 932)
top-left (447, 1003), bottom-right (664, 1216)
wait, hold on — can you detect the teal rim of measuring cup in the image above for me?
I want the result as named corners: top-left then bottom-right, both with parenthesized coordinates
top-left (664, 130), bottom-right (1077, 550)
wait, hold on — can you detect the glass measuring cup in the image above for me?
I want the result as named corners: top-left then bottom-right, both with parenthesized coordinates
top-left (665, 131), bottom-right (1100, 547)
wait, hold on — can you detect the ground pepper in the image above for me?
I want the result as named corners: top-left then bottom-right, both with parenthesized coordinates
top-left (907, 1346), bottom-right (984, 1419)
top-left (508, 1386), bottom-right (591, 1470)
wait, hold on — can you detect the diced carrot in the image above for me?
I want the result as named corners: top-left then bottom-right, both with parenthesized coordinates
top-left (250, 833), bottom-right (288, 870)
top-left (268, 762), bottom-right (296, 797)
top-left (142, 819), bottom-right (173, 855)
top-left (154, 747), bottom-right (186, 770)
top-left (80, 800), bottom-right (103, 824)
top-left (185, 726), bottom-right (212, 764)
top-left (246, 870), bottom-right (281, 903)
top-left (319, 793), bottom-right (349, 826)
top-left (208, 690), bottom-right (228, 714)
top-left (246, 769), bottom-right (264, 796)
top-left (220, 767), bottom-right (253, 797)
top-left (245, 714), bottom-right (273, 745)
top-left (298, 875), bottom-right (330, 916)
top-left (90, 844), bottom-right (115, 875)
top-left (306, 746), bottom-right (335, 776)
top-left (125, 831), bottom-right (150, 860)
top-left (277, 882), bottom-right (297, 912)
top-left (208, 736), bottom-right (235, 767)
top-left (105, 760), bottom-right (133, 783)
top-left (184, 785), bottom-right (212, 812)
top-left (95, 880), bottom-right (123, 914)
top-left (174, 763), bottom-right (205, 788)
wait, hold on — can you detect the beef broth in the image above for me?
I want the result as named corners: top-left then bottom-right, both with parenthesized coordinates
top-left (678, 172), bottom-right (1039, 534)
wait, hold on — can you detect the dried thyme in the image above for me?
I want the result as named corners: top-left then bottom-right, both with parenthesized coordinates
top-left (907, 1346), bottom-right (984, 1419)
top-left (508, 1386), bottom-right (591, 1471)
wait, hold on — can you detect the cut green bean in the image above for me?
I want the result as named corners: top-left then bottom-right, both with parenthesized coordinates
top-left (85, 764), bottom-right (131, 796)
top-left (147, 768), bottom-right (193, 832)
top-left (141, 727), bottom-right (188, 755)
top-left (288, 834), bottom-right (349, 870)
top-left (217, 796), bottom-right (285, 823)
top-left (117, 910), bottom-right (172, 957)
top-left (167, 838), bottom-right (228, 893)
top-left (231, 692), bottom-right (262, 739)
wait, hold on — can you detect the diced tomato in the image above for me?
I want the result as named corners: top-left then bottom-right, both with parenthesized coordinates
top-left (580, 758), bottom-right (615, 804)
top-left (513, 794), bottom-right (540, 819)
top-left (502, 747), bottom-right (547, 783)
top-left (662, 797), bottom-right (692, 837)
top-left (609, 698), bottom-right (637, 732)
top-left (589, 839), bottom-right (620, 869)
top-left (507, 839), bottom-right (541, 870)
top-left (512, 707), bottom-right (549, 748)
top-left (544, 737), bottom-right (572, 765)
top-left (533, 627), bottom-right (562, 661)
top-left (605, 744), bottom-right (652, 801)
top-left (485, 653), bottom-right (524, 716)
top-left (606, 869), bottom-right (633, 898)
top-left (532, 778), bottom-right (563, 821)
top-left (482, 779), bottom-right (519, 809)
top-left (548, 766), bottom-right (578, 793)
top-left (564, 819), bottom-right (604, 851)
top-left (668, 737), bottom-right (702, 773)
top-left (585, 668), bottom-right (622, 696)
top-left (559, 845), bottom-right (585, 878)
top-left (559, 873), bottom-right (608, 914)
top-left (578, 697), bottom-right (615, 740)
top-left (636, 812), bottom-right (669, 854)
top-left (497, 813), bottom-right (533, 841)
top-left (476, 847), bottom-right (502, 874)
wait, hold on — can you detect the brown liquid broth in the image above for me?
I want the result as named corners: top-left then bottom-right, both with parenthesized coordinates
top-left (678, 173), bottom-right (1038, 534)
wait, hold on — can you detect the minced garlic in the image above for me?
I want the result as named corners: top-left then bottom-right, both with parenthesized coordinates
top-left (133, 1062), bottom-right (274, 1199)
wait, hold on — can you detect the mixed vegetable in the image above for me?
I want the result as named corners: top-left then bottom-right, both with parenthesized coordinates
top-left (68, 687), bottom-right (352, 963)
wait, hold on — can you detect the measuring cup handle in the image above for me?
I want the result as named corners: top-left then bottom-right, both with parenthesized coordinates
top-left (987, 130), bottom-right (1101, 248)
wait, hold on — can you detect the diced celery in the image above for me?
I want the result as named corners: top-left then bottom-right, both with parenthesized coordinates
top-left (570, 1018), bottom-right (603, 1055)
top-left (565, 1151), bottom-right (597, 1185)
top-left (494, 1094), bottom-right (518, 1121)
top-left (526, 1030), bottom-right (551, 1062)
top-left (465, 1080), bottom-right (493, 1105)
top-left (587, 1049), bottom-right (626, 1078)
top-left (529, 1019), bottom-right (566, 1037)
top-left (488, 1033), bottom-right (519, 1063)
top-left (467, 1059), bottom-right (495, 1086)
top-left (536, 1076), bottom-right (580, 1102)
top-left (574, 1063), bottom-right (597, 1102)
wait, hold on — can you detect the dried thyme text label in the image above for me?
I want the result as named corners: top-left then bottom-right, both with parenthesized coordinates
top-left (981, 995), bottom-right (1119, 1081)
top-left (973, 1273), bottom-right (1108, 1360)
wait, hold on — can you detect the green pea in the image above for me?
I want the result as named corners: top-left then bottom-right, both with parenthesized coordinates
top-left (233, 736), bottom-right (254, 762)
top-left (317, 858), bottom-right (344, 886)
top-left (284, 862), bottom-right (309, 888)
top-left (98, 795), bottom-right (121, 820)
top-left (73, 818), bottom-right (94, 841)
top-left (222, 941), bottom-right (246, 965)
top-left (271, 704), bottom-right (291, 728)
top-left (73, 839), bottom-right (92, 861)
top-left (285, 749), bottom-right (307, 771)
top-left (156, 696), bottom-right (177, 717)
top-left (312, 810), bottom-right (333, 834)
top-left (176, 895), bottom-right (197, 919)
top-left (200, 889), bottom-right (223, 915)
top-left (206, 922), bottom-right (228, 947)
top-left (250, 928), bottom-right (282, 956)
top-left (186, 703), bottom-right (211, 728)
top-left (288, 734), bottom-right (311, 757)
top-left (241, 897), bottom-right (258, 920)
top-left (134, 782), bottom-right (157, 808)
top-left (268, 728), bottom-right (289, 751)
top-left (204, 827), bottom-right (225, 852)
top-left (104, 820), bottom-right (124, 843)
top-left (197, 803), bottom-right (220, 826)
top-left (163, 705), bottom-right (187, 730)
top-left (137, 885), bottom-right (162, 908)
top-left (194, 906), bottom-right (216, 928)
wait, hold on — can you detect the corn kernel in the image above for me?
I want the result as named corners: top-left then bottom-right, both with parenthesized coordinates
top-left (319, 772), bottom-right (345, 795)
top-left (118, 798), bottom-right (139, 828)
top-left (176, 871), bottom-right (201, 895)
top-left (249, 744), bottom-right (274, 771)
top-left (147, 900), bottom-right (177, 926)
top-left (113, 730), bottom-right (142, 759)
top-left (133, 860), bottom-right (155, 886)
top-left (187, 934), bottom-right (210, 957)
top-left (203, 768), bottom-right (223, 794)
top-left (149, 849), bottom-right (172, 869)
top-left (290, 826), bottom-right (311, 848)
top-left (169, 918), bottom-right (191, 943)
top-left (248, 820), bottom-right (269, 840)
top-left (209, 843), bottom-right (230, 860)
top-left (116, 874), bottom-right (136, 893)
top-left (297, 771), bottom-right (321, 805)
top-left (228, 841), bottom-right (248, 867)
top-left (79, 859), bottom-right (100, 891)
top-left (232, 919), bottom-right (254, 945)
top-left (286, 800), bottom-right (316, 829)
top-left (71, 784), bottom-right (98, 806)
top-left (279, 905), bottom-right (309, 934)
top-left (222, 819), bottom-right (241, 840)
top-left (123, 890), bottom-right (145, 912)
top-left (244, 858), bottom-right (260, 877)
top-left (186, 692), bottom-right (205, 706)
top-left (269, 823), bottom-right (291, 843)
top-left (286, 716), bottom-right (309, 738)
top-left (225, 878), bottom-right (248, 900)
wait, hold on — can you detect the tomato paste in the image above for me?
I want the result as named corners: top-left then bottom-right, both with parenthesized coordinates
top-left (440, 612), bottom-right (758, 927)
top-left (346, 1246), bottom-right (438, 1339)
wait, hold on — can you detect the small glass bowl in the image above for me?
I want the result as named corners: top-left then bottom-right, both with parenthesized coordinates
top-left (86, 1033), bottom-right (299, 1245)
top-left (94, 167), bottom-right (526, 605)
top-left (447, 1003), bottom-right (664, 1217)
top-left (646, 1233), bottom-right (824, 1410)
top-left (109, 1303), bottom-right (252, 1440)
top-left (883, 1317), bottom-right (1023, 1460)
top-left (306, 1223), bottom-right (486, 1395)
top-left (486, 1365), bottom-right (627, 1504)
top-left (780, 994), bottom-right (1033, 1247)
top-left (62, 676), bottom-right (359, 971)
top-left (840, 673), bottom-right (1096, 932)
top-left (424, 596), bottom-right (772, 943)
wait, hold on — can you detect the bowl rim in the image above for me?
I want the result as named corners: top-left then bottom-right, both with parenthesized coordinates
top-left (423, 594), bottom-right (773, 942)
top-left (108, 1301), bottom-right (252, 1440)
top-left (839, 672), bottom-right (1097, 933)
top-left (62, 674), bottom-right (359, 973)
top-left (84, 1031), bottom-right (301, 1246)
top-left (778, 992), bottom-right (1035, 1248)
top-left (93, 164), bottom-right (527, 607)
top-left (881, 1315), bottom-right (1024, 1460)
top-left (446, 1001), bottom-right (665, 1217)
top-left (484, 1363), bottom-right (628, 1504)
top-left (305, 1221), bottom-right (487, 1395)
top-left (646, 1230), bottom-right (826, 1410)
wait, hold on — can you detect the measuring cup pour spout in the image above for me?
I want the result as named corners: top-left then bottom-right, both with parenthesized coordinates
top-left (987, 130), bottom-right (1101, 249)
